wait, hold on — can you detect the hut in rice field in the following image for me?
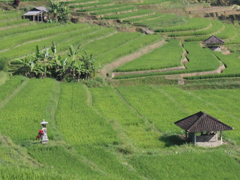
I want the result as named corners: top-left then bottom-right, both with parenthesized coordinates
top-left (23, 7), bottom-right (49, 22)
top-left (174, 111), bottom-right (233, 147)
top-left (203, 35), bottom-right (225, 51)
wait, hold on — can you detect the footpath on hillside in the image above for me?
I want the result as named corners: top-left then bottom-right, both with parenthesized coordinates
top-left (99, 40), bottom-right (166, 78)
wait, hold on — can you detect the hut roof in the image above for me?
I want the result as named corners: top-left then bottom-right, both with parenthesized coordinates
top-left (29, 6), bottom-right (49, 12)
top-left (203, 35), bottom-right (225, 44)
top-left (23, 11), bottom-right (41, 16)
top-left (174, 111), bottom-right (233, 132)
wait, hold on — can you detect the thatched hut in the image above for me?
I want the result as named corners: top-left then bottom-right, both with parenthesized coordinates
top-left (174, 111), bottom-right (233, 147)
top-left (203, 35), bottom-right (225, 51)
top-left (23, 7), bottom-right (49, 22)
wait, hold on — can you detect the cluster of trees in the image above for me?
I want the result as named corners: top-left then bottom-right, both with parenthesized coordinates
top-left (12, 42), bottom-right (97, 81)
top-left (48, 0), bottom-right (70, 23)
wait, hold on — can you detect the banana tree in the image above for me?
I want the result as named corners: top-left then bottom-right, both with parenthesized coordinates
top-left (14, 56), bottom-right (33, 77)
top-left (80, 50), bottom-right (97, 79)
top-left (37, 46), bottom-right (54, 78)
top-left (30, 62), bottom-right (42, 78)
top-left (74, 63), bottom-right (82, 82)
top-left (12, 43), bottom-right (97, 81)
top-left (56, 58), bottom-right (68, 81)
top-left (67, 44), bottom-right (81, 80)
top-left (48, 0), bottom-right (70, 22)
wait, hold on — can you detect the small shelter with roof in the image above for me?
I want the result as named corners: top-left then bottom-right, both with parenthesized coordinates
top-left (23, 7), bottom-right (49, 22)
top-left (174, 111), bottom-right (233, 147)
top-left (203, 35), bottom-right (225, 51)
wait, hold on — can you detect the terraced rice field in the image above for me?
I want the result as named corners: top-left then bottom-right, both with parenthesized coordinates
top-left (56, 83), bottom-right (119, 145)
top-left (2, 1), bottom-right (240, 179)
top-left (1, 77), bottom-right (240, 178)
top-left (114, 39), bottom-right (184, 72)
top-left (0, 10), bottom-right (163, 69)
top-left (113, 41), bottom-right (222, 79)
top-left (90, 86), bottom-right (164, 148)
top-left (184, 52), bottom-right (240, 79)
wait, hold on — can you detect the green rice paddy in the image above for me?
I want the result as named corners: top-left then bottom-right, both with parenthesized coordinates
top-left (1, 1), bottom-right (240, 179)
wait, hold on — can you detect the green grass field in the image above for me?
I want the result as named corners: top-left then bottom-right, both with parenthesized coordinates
top-left (113, 41), bottom-right (222, 79)
top-left (114, 39), bottom-right (184, 72)
top-left (1, 78), bottom-right (240, 179)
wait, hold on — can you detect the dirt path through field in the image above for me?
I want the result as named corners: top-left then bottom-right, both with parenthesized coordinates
top-left (111, 46), bottom-right (188, 78)
top-left (164, 64), bottom-right (226, 80)
top-left (180, 64), bottom-right (226, 77)
top-left (112, 66), bottom-right (185, 78)
top-left (99, 39), bottom-right (166, 78)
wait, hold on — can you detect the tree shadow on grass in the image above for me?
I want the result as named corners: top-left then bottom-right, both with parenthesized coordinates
top-left (159, 134), bottom-right (186, 147)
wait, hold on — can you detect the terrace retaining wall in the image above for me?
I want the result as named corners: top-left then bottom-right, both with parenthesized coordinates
top-left (112, 66), bottom-right (185, 78)
top-left (180, 64), bottom-right (225, 78)
top-left (187, 6), bottom-right (232, 14)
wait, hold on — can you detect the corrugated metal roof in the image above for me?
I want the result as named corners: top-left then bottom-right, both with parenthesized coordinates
top-left (35, 6), bottom-right (49, 12)
top-left (23, 11), bottom-right (41, 16)
top-left (174, 111), bottom-right (233, 132)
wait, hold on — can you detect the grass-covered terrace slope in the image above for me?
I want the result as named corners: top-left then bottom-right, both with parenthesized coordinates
top-left (116, 85), bottom-right (240, 144)
top-left (89, 86), bottom-right (164, 148)
top-left (1, 77), bottom-right (240, 178)
top-left (55, 83), bottom-right (119, 146)
top-left (128, 151), bottom-right (240, 180)
top-left (155, 17), bottom-right (211, 32)
top-left (0, 9), bottom-right (162, 71)
top-left (151, 15), bottom-right (238, 43)
top-left (113, 41), bottom-right (221, 79)
top-left (114, 39), bottom-right (184, 72)
top-left (183, 42), bottom-right (221, 71)
top-left (69, 0), bottom-right (190, 29)
top-left (184, 52), bottom-right (240, 80)
top-left (0, 78), bottom-right (57, 143)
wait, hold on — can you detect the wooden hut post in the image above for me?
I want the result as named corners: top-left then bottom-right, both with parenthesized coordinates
top-left (33, 15), bottom-right (35, 22)
top-left (220, 131), bottom-right (223, 145)
top-left (193, 132), bottom-right (196, 144)
top-left (185, 130), bottom-right (188, 141)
